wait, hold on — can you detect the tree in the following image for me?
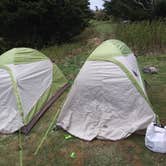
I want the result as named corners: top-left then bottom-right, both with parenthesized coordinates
top-left (93, 9), bottom-right (109, 21)
top-left (103, 0), bottom-right (166, 21)
top-left (133, 0), bottom-right (155, 10)
top-left (104, 0), bottom-right (151, 21)
top-left (155, 0), bottom-right (166, 18)
top-left (0, 0), bottom-right (92, 49)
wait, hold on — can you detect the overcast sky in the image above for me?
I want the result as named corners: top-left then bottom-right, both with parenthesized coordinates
top-left (89, 0), bottom-right (104, 10)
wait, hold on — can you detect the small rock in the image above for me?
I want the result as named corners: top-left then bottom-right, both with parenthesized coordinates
top-left (143, 66), bottom-right (158, 74)
top-left (122, 20), bottom-right (130, 24)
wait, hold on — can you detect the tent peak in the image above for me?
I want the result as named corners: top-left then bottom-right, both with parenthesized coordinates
top-left (88, 39), bottom-right (133, 61)
top-left (0, 47), bottom-right (48, 65)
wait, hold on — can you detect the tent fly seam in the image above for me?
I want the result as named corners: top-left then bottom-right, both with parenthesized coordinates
top-left (110, 58), bottom-right (150, 103)
top-left (0, 65), bottom-right (25, 123)
top-left (87, 58), bottom-right (151, 106)
top-left (108, 58), bottom-right (157, 114)
top-left (21, 83), bottom-right (69, 134)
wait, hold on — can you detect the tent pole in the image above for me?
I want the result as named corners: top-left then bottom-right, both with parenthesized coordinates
top-left (21, 83), bottom-right (70, 135)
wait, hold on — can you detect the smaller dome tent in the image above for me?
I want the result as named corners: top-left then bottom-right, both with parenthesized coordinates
top-left (57, 39), bottom-right (155, 141)
top-left (0, 48), bottom-right (68, 134)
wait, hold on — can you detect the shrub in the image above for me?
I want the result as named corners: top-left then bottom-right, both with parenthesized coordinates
top-left (155, 0), bottom-right (166, 18)
top-left (0, 0), bottom-right (91, 52)
top-left (103, 0), bottom-right (166, 21)
top-left (94, 10), bottom-right (110, 21)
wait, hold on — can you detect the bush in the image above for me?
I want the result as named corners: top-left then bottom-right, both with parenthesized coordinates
top-left (155, 0), bottom-right (166, 18)
top-left (103, 0), bottom-right (166, 21)
top-left (93, 10), bottom-right (109, 21)
top-left (0, 0), bottom-right (91, 52)
top-left (104, 0), bottom-right (151, 21)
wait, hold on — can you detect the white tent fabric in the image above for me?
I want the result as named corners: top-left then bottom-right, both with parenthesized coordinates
top-left (0, 68), bottom-right (23, 133)
top-left (8, 60), bottom-right (53, 118)
top-left (115, 54), bottom-right (146, 95)
top-left (57, 56), bottom-right (155, 141)
top-left (0, 60), bottom-right (52, 133)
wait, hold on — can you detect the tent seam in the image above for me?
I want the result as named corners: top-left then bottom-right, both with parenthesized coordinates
top-left (0, 65), bottom-right (25, 123)
top-left (87, 58), bottom-right (151, 106)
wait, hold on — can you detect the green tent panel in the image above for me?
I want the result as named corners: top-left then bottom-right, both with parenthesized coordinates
top-left (88, 39), bottom-right (132, 61)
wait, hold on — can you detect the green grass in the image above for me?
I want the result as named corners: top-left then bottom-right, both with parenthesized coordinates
top-left (42, 43), bottom-right (93, 84)
top-left (138, 55), bottom-right (166, 119)
top-left (0, 20), bottom-right (166, 166)
top-left (90, 20), bottom-right (117, 40)
top-left (115, 20), bottom-right (166, 55)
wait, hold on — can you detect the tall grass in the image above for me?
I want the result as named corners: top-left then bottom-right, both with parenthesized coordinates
top-left (90, 20), bottom-right (116, 40)
top-left (115, 20), bottom-right (166, 55)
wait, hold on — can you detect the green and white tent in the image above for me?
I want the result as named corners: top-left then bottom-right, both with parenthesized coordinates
top-left (0, 48), bottom-right (68, 134)
top-left (57, 39), bottom-right (155, 141)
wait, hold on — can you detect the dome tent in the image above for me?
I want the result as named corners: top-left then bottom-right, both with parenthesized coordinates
top-left (0, 48), bottom-right (68, 134)
top-left (57, 39), bottom-right (155, 141)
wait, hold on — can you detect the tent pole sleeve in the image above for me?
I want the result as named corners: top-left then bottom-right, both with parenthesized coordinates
top-left (88, 58), bottom-right (151, 105)
top-left (0, 66), bottom-right (24, 122)
top-left (21, 83), bottom-right (70, 135)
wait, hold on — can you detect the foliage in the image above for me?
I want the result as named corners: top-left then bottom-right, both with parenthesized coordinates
top-left (103, 0), bottom-right (166, 21)
top-left (90, 20), bottom-right (116, 40)
top-left (93, 10), bottom-right (110, 21)
top-left (155, 0), bottom-right (166, 18)
top-left (0, 0), bottom-right (91, 52)
top-left (115, 20), bottom-right (166, 55)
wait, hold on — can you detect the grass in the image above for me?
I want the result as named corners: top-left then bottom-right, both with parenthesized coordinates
top-left (0, 20), bottom-right (166, 166)
top-left (90, 20), bottom-right (116, 39)
top-left (115, 20), bottom-right (166, 55)
top-left (138, 55), bottom-right (166, 119)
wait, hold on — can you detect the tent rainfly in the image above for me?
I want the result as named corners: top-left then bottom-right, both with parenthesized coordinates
top-left (0, 48), bottom-right (68, 134)
top-left (57, 39), bottom-right (155, 141)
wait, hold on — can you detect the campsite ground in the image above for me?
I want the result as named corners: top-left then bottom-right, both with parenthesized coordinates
top-left (0, 20), bottom-right (166, 166)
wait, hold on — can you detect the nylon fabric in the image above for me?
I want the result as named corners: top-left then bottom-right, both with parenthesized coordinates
top-left (8, 60), bottom-right (53, 119)
top-left (88, 54), bottom-right (150, 103)
top-left (0, 68), bottom-right (23, 133)
top-left (1, 66), bottom-right (24, 120)
top-left (88, 39), bottom-right (132, 60)
top-left (25, 64), bottom-right (67, 124)
top-left (0, 48), bottom-right (68, 133)
top-left (57, 61), bottom-right (155, 141)
top-left (115, 54), bottom-right (146, 95)
top-left (0, 48), bottom-right (48, 65)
